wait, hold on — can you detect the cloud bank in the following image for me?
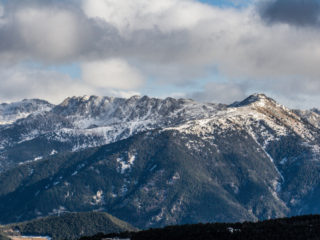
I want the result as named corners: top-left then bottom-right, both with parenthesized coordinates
top-left (82, 59), bottom-right (145, 90)
top-left (0, 0), bottom-right (319, 108)
top-left (259, 0), bottom-right (320, 27)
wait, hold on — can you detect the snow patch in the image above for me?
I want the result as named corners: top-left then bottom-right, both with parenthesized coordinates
top-left (117, 153), bottom-right (136, 174)
top-left (51, 206), bottom-right (67, 216)
top-left (167, 172), bottom-right (180, 185)
top-left (50, 149), bottom-right (58, 155)
top-left (280, 157), bottom-right (288, 165)
top-left (34, 156), bottom-right (43, 161)
top-left (91, 190), bottom-right (104, 205)
top-left (227, 227), bottom-right (241, 233)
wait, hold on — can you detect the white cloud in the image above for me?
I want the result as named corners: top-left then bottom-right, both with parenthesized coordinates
top-left (82, 0), bottom-right (217, 33)
top-left (14, 7), bottom-right (82, 61)
top-left (0, 67), bottom-right (86, 103)
top-left (0, 0), bottom-right (320, 107)
top-left (0, 64), bottom-right (141, 104)
top-left (190, 82), bottom-right (247, 104)
top-left (0, 2), bottom-right (98, 63)
top-left (81, 59), bottom-right (145, 90)
top-left (107, 90), bottom-right (141, 98)
top-left (81, 0), bottom-right (320, 90)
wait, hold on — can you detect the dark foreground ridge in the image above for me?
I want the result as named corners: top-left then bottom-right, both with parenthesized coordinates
top-left (80, 214), bottom-right (320, 240)
top-left (1, 212), bottom-right (137, 240)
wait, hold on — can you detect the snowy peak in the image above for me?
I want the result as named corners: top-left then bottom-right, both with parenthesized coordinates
top-left (0, 99), bottom-right (53, 125)
top-left (168, 92), bottom-right (319, 149)
top-left (294, 108), bottom-right (320, 128)
top-left (52, 95), bottom-right (223, 128)
top-left (54, 95), bottom-right (114, 117)
top-left (0, 93), bottom-right (319, 179)
top-left (230, 93), bottom-right (276, 108)
top-left (58, 95), bottom-right (112, 107)
top-left (311, 108), bottom-right (320, 115)
top-left (228, 93), bottom-right (309, 135)
top-left (55, 95), bottom-right (154, 117)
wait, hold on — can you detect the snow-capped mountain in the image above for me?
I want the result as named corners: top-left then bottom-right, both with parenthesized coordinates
top-left (169, 94), bottom-right (319, 161)
top-left (0, 99), bottom-right (53, 125)
top-left (294, 108), bottom-right (320, 128)
top-left (0, 94), bottom-right (320, 228)
top-left (0, 95), bottom-right (223, 171)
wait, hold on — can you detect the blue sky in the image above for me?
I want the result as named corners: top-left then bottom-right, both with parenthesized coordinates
top-left (199, 0), bottom-right (250, 7)
top-left (0, 0), bottom-right (320, 108)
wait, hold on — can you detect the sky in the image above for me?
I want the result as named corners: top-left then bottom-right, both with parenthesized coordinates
top-left (0, 0), bottom-right (320, 109)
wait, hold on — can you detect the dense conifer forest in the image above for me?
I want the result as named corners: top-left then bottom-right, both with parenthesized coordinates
top-left (80, 215), bottom-right (320, 240)
top-left (0, 212), bottom-right (136, 240)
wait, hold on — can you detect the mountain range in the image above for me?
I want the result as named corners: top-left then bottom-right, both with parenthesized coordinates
top-left (0, 94), bottom-right (320, 229)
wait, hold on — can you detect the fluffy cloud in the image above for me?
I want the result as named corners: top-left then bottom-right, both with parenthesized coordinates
top-left (0, 66), bottom-right (89, 103)
top-left (81, 59), bottom-right (145, 90)
top-left (0, 63), bottom-right (142, 104)
top-left (82, 0), bottom-right (217, 33)
top-left (0, 0), bottom-right (320, 107)
top-left (190, 82), bottom-right (247, 104)
top-left (75, 0), bottom-right (320, 94)
top-left (14, 7), bottom-right (83, 61)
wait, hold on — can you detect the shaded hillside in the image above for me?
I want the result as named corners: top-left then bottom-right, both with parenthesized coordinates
top-left (0, 129), bottom-right (287, 227)
top-left (82, 214), bottom-right (320, 240)
top-left (4, 212), bottom-right (137, 240)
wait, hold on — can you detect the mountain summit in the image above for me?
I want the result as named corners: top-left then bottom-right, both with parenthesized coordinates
top-left (0, 94), bottom-right (319, 228)
top-left (229, 93), bottom-right (276, 107)
top-left (0, 99), bottom-right (53, 125)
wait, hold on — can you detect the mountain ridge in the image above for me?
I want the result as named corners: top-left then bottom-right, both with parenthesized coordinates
top-left (0, 94), bottom-right (319, 228)
top-left (0, 94), bottom-right (224, 172)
